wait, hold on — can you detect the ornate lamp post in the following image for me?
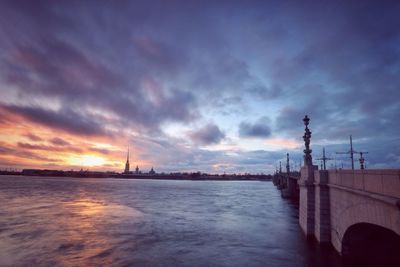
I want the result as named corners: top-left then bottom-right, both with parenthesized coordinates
top-left (303, 115), bottom-right (313, 166)
top-left (286, 153), bottom-right (290, 174)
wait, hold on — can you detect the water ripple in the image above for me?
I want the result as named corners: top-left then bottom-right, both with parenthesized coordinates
top-left (0, 176), bottom-right (342, 266)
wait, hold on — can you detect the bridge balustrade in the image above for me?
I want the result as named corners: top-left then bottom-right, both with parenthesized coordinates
top-left (327, 169), bottom-right (400, 198)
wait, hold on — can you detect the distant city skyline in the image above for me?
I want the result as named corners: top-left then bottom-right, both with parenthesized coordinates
top-left (0, 1), bottom-right (399, 173)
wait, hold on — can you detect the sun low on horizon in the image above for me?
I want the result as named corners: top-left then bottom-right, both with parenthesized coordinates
top-left (0, 0), bottom-right (399, 174)
top-left (69, 155), bottom-right (106, 168)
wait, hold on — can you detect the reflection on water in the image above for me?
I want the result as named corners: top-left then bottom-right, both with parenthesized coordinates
top-left (65, 199), bottom-right (142, 217)
top-left (0, 176), bottom-right (343, 266)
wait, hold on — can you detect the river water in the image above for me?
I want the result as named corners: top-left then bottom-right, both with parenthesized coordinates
top-left (0, 176), bottom-right (343, 267)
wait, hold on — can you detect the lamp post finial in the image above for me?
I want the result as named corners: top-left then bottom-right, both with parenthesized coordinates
top-left (303, 115), bottom-right (313, 166)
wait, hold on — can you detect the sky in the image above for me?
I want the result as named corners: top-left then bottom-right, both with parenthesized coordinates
top-left (0, 0), bottom-right (399, 174)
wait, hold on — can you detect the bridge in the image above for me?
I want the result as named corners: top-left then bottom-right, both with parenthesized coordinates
top-left (272, 171), bottom-right (300, 199)
top-left (276, 116), bottom-right (400, 264)
top-left (272, 153), bottom-right (300, 199)
top-left (300, 167), bottom-right (400, 264)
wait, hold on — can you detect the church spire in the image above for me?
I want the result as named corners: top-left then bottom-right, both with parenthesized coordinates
top-left (127, 147), bottom-right (130, 163)
top-left (124, 147), bottom-right (130, 174)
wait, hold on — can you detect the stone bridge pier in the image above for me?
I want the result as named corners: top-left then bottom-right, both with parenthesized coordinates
top-left (298, 116), bottom-right (400, 264)
top-left (300, 169), bottom-right (400, 261)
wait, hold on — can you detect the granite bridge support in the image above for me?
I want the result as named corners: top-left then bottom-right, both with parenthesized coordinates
top-left (273, 173), bottom-right (300, 199)
top-left (297, 116), bottom-right (400, 263)
top-left (300, 169), bottom-right (400, 260)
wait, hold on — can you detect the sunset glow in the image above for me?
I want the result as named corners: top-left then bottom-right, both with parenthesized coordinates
top-left (69, 156), bottom-right (106, 167)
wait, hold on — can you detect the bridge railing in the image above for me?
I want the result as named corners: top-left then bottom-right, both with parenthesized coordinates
top-left (326, 169), bottom-right (400, 198)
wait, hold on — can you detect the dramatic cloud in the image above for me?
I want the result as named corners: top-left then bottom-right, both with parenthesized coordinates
top-left (24, 133), bottom-right (43, 142)
top-left (1, 142), bottom-right (61, 164)
top-left (17, 142), bottom-right (82, 153)
top-left (2, 105), bottom-right (108, 137)
top-left (239, 117), bottom-right (271, 138)
top-left (0, 0), bottom-right (399, 173)
top-left (189, 124), bottom-right (225, 145)
top-left (89, 147), bottom-right (111, 155)
top-left (49, 137), bottom-right (70, 146)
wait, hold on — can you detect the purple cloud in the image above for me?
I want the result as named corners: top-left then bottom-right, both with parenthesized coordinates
top-left (49, 137), bottom-right (70, 146)
top-left (17, 142), bottom-right (82, 153)
top-left (239, 117), bottom-right (271, 138)
top-left (189, 124), bottom-right (225, 145)
top-left (24, 133), bottom-right (43, 142)
top-left (3, 105), bottom-right (108, 137)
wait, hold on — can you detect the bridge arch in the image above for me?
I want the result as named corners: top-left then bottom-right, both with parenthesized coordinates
top-left (330, 194), bottom-right (400, 253)
top-left (341, 222), bottom-right (400, 266)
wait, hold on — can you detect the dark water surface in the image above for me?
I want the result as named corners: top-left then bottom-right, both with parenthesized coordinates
top-left (0, 176), bottom-right (343, 267)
